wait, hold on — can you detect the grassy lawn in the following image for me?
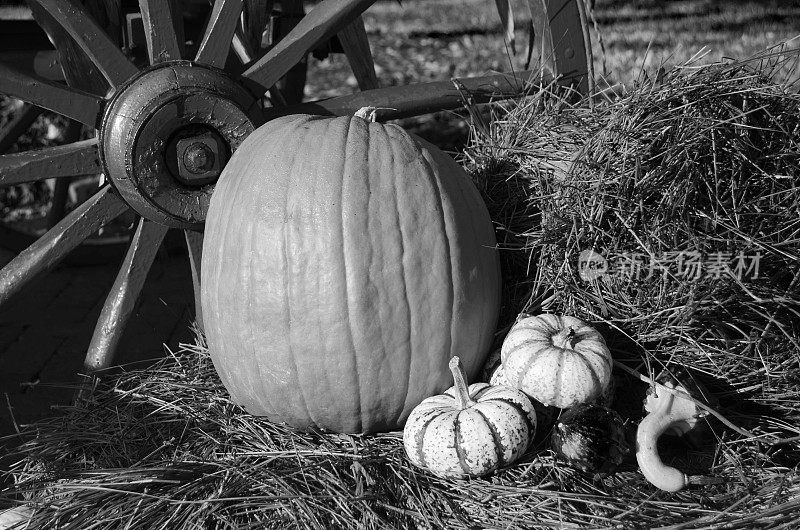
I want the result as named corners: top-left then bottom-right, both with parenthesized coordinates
top-left (2, 0), bottom-right (800, 151)
top-left (301, 0), bottom-right (800, 149)
top-left (589, 0), bottom-right (800, 85)
top-left (310, 0), bottom-right (800, 92)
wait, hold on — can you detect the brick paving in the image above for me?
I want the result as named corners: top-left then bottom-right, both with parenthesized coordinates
top-left (0, 239), bottom-right (197, 440)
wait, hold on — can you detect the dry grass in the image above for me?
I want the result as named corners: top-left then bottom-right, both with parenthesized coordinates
top-left (3, 332), bottom-right (799, 529)
top-left (466, 43), bottom-right (800, 426)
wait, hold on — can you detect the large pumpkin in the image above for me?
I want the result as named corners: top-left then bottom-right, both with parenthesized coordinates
top-left (201, 112), bottom-right (501, 433)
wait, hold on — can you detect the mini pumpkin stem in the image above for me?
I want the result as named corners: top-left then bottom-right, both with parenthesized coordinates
top-left (449, 356), bottom-right (476, 410)
top-left (552, 327), bottom-right (577, 349)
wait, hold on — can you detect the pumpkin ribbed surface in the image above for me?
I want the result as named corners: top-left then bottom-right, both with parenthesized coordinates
top-left (403, 382), bottom-right (536, 478)
top-left (201, 113), bottom-right (501, 433)
top-left (501, 314), bottom-right (612, 409)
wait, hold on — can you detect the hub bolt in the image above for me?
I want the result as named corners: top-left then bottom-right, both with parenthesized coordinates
top-left (183, 142), bottom-right (216, 173)
top-left (175, 132), bottom-right (227, 185)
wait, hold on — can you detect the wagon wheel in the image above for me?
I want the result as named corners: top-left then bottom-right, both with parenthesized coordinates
top-left (0, 0), bottom-right (304, 265)
top-left (0, 2), bottom-right (135, 265)
top-left (0, 0), bottom-right (591, 373)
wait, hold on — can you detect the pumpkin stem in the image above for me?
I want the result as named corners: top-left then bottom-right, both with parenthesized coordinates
top-left (449, 356), bottom-right (476, 410)
top-left (354, 106), bottom-right (397, 123)
top-left (354, 107), bottom-right (380, 122)
top-left (552, 327), bottom-right (577, 350)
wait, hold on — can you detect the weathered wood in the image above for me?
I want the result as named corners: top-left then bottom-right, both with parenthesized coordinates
top-left (170, 0), bottom-right (186, 57)
top-left (242, 0), bottom-right (377, 94)
top-left (46, 178), bottom-right (72, 230)
top-left (527, 0), bottom-right (591, 95)
top-left (231, 31), bottom-right (254, 65)
top-left (100, 63), bottom-right (257, 229)
top-left (243, 0), bottom-right (273, 51)
top-left (230, 30), bottom-right (290, 105)
top-left (0, 103), bottom-right (44, 154)
top-left (263, 69), bottom-right (553, 121)
top-left (82, 0), bottom-right (123, 44)
top-left (84, 218), bottom-right (168, 371)
top-left (0, 64), bottom-right (103, 127)
top-left (44, 120), bottom-right (84, 229)
top-left (0, 50), bottom-right (63, 81)
top-left (0, 139), bottom-right (99, 185)
top-left (272, 0), bottom-right (306, 105)
top-left (526, 0), bottom-right (553, 70)
top-left (139, 0), bottom-right (183, 64)
top-left (27, 0), bottom-right (138, 88)
top-left (195, 0), bottom-right (243, 68)
top-left (337, 15), bottom-right (379, 90)
top-left (24, 1), bottom-right (118, 249)
top-left (0, 186), bottom-right (129, 307)
top-left (572, 0), bottom-right (594, 97)
top-left (29, 0), bottom-right (118, 95)
top-left (494, 0), bottom-right (515, 53)
top-left (184, 228), bottom-right (204, 331)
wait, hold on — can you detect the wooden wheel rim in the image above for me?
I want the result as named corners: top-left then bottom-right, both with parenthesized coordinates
top-left (100, 61), bottom-right (260, 228)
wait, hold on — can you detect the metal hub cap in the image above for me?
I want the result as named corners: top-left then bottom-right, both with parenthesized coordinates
top-left (100, 61), bottom-right (261, 229)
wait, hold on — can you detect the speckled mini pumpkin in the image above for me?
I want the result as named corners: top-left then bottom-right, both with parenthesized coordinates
top-left (501, 314), bottom-right (613, 409)
top-left (489, 364), bottom-right (509, 386)
top-left (403, 357), bottom-right (537, 478)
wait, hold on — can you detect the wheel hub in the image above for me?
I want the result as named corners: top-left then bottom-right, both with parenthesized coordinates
top-left (100, 62), bottom-right (261, 229)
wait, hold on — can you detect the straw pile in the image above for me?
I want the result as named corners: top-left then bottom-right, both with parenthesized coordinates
top-left (3, 48), bottom-right (800, 528)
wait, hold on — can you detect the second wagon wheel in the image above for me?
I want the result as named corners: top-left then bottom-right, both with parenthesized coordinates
top-left (0, 1), bottom-right (137, 265)
top-left (0, 0), bottom-right (591, 373)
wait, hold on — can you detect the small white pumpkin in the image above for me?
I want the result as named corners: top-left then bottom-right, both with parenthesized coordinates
top-left (501, 314), bottom-right (612, 409)
top-left (489, 364), bottom-right (509, 386)
top-left (403, 356), bottom-right (537, 478)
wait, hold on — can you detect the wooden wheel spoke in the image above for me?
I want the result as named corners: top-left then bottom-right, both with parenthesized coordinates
top-left (0, 64), bottom-right (103, 127)
top-left (242, 0), bottom-right (378, 94)
top-left (195, 0), bottom-right (244, 68)
top-left (27, 0), bottom-right (138, 88)
top-left (0, 50), bottom-right (64, 82)
top-left (28, 0), bottom-right (114, 95)
top-left (526, 0), bottom-right (554, 71)
top-left (525, 0), bottom-right (591, 96)
top-left (263, 69), bottom-right (543, 121)
top-left (0, 186), bottom-right (129, 307)
top-left (138, 0), bottom-right (184, 64)
top-left (184, 229), bottom-right (204, 331)
top-left (85, 218), bottom-right (169, 371)
top-left (44, 120), bottom-right (84, 228)
top-left (242, 0), bottom-right (273, 52)
top-left (0, 138), bottom-right (100, 185)
top-left (338, 16), bottom-right (379, 91)
top-left (46, 177), bottom-right (72, 229)
top-left (0, 103), bottom-right (44, 154)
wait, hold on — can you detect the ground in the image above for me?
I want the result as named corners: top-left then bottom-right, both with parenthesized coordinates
top-left (0, 245), bottom-right (197, 440)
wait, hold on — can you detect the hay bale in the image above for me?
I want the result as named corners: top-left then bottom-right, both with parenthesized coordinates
top-left (3, 48), bottom-right (800, 529)
top-left (467, 46), bottom-right (800, 430)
